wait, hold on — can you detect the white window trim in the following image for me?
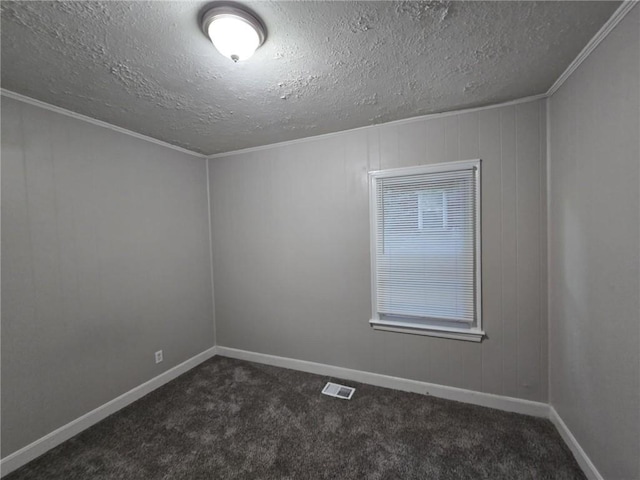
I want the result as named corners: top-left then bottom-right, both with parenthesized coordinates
top-left (368, 159), bottom-right (484, 342)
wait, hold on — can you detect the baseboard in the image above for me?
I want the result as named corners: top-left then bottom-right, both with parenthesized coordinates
top-left (3, 345), bottom-right (601, 480)
top-left (0, 346), bottom-right (217, 477)
top-left (549, 407), bottom-right (604, 480)
top-left (219, 347), bottom-right (601, 480)
top-left (215, 346), bottom-right (549, 418)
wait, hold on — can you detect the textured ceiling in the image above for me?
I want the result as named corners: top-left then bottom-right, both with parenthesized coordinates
top-left (1, 1), bottom-right (620, 155)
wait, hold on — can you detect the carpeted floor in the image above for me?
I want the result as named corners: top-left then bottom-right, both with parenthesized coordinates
top-left (6, 356), bottom-right (585, 479)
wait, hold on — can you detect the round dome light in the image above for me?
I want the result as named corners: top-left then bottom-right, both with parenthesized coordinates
top-left (201, 5), bottom-right (266, 62)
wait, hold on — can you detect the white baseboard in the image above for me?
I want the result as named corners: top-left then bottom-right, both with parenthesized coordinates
top-left (549, 407), bottom-right (604, 480)
top-left (215, 346), bottom-right (550, 418)
top-left (2, 345), bottom-right (601, 480)
top-left (0, 346), bottom-right (217, 477)
top-left (217, 347), bottom-right (603, 480)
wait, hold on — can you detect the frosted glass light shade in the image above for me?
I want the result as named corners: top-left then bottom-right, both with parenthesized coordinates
top-left (208, 16), bottom-right (259, 61)
top-left (201, 5), bottom-right (266, 62)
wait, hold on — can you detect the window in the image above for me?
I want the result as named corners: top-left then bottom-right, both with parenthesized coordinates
top-left (369, 160), bottom-right (483, 342)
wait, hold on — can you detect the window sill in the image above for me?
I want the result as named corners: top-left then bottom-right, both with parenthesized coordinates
top-left (369, 319), bottom-right (485, 342)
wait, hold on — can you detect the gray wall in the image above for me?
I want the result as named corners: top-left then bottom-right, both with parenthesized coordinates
top-left (209, 99), bottom-right (548, 401)
top-left (1, 97), bottom-right (215, 457)
top-left (548, 6), bottom-right (639, 480)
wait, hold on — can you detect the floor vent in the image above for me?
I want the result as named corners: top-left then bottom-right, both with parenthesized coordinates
top-left (322, 382), bottom-right (355, 400)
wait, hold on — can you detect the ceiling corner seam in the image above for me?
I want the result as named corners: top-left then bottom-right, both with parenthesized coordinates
top-left (0, 88), bottom-right (208, 159)
top-left (545, 0), bottom-right (638, 98)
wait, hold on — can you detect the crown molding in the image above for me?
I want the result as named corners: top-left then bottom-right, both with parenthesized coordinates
top-left (0, 89), bottom-right (207, 159)
top-left (3, 2), bottom-right (635, 159)
top-left (207, 93), bottom-right (548, 159)
top-left (207, 1), bottom-right (636, 160)
top-left (546, 1), bottom-right (638, 97)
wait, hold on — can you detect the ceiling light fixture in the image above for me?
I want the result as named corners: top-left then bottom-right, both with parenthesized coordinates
top-left (201, 3), bottom-right (266, 62)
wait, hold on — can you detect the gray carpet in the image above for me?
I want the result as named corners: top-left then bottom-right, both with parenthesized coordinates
top-left (6, 356), bottom-right (585, 479)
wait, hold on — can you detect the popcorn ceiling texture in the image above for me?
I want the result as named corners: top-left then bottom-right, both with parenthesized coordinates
top-left (1, 1), bottom-right (619, 155)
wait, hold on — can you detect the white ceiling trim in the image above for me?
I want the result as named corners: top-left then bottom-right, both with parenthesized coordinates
top-left (546, 0), bottom-right (638, 96)
top-left (207, 93), bottom-right (548, 159)
top-left (0, 88), bottom-right (207, 159)
top-left (2, 2), bottom-right (635, 160)
top-left (208, 0), bottom-right (638, 160)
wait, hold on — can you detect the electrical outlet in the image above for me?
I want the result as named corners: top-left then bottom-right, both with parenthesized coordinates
top-left (155, 350), bottom-right (163, 364)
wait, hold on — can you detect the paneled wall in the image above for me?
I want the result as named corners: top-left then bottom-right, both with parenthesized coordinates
top-left (548, 5), bottom-right (639, 479)
top-left (209, 99), bottom-right (547, 401)
top-left (1, 97), bottom-right (215, 457)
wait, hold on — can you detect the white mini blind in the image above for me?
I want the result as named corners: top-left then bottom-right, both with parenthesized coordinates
top-left (372, 163), bottom-right (479, 325)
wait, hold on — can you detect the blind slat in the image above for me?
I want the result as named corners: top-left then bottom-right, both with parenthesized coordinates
top-left (374, 166), bottom-right (478, 323)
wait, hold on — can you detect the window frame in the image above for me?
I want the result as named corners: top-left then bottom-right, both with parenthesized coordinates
top-left (368, 159), bottom-right (484, 342)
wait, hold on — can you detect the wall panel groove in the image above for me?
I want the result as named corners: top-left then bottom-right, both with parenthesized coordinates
top-left (209, 99), bottom-right (548, 401)
top-left (1, 97), bottom-right (215, 458)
